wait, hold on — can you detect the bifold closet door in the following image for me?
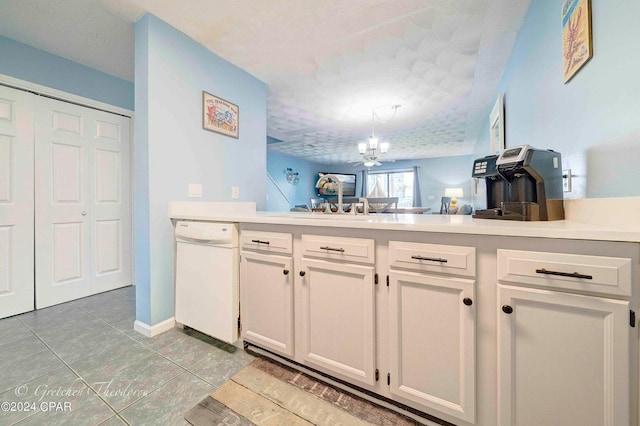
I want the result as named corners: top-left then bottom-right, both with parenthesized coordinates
top-left (0, 86), bottom-right (35, 319)
top-left (35, 96), bottom-right (131, 308)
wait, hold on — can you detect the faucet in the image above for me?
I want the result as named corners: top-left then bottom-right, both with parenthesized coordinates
top-left (358, 197), bottom-right (369, 215)
top-left (315, 174), bottom-right (344, 214)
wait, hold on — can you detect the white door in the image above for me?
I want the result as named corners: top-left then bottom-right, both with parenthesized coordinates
top-left (90, 107), bottom-right (131, 294)
top-left (299, 258), bottom-right (376, 387)
top-left (0, 86), bottom-right (35, 319)
top-left (240, 251), bottom-right (294, 356)
top-left (388, 270), bottom-right (475, 423)
top-left (498, 285), bottom-right (630, 426)
top-left (35, 96), bottom-right (131, 308)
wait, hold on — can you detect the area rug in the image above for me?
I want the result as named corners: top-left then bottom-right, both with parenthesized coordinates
top-left (184, 356), bottom-right (442, 425)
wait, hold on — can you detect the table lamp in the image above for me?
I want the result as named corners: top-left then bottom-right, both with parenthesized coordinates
top-left (444, 188), bottom-right (464, 210)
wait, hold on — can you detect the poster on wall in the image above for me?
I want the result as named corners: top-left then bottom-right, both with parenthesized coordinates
top-left (562, 0), bottom-right (592, 83)
top-left (202, 91), bottom-right (239, 138)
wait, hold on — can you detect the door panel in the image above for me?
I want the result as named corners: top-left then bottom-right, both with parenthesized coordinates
top-left (389, 271), bottom-right (475, 423)
top-left (90, 110), bottom-right (130, 294)
top-left (0, 136), bottom-right (12, 201)
top-left (498, 285), bottom-right (630, 426)
top-left (0, 86), bottom-right (34, 319)
top-left (300, 258), bottom-right (376, 386)
top-left (52, 110), bottom-right (83, 134)
top-left (95, 149), bottom-right (120, 202)
top-left (240, 252), bottom-right (294, 357)
top-left (52, 222), bottom-right (85, 283)
top-left (36, 96), bottom-right (131, 307)
top-left (0, 227), bottom-right (13, 293)
top-left (36, 98), bottom-right (91, 308)
top-left (52, 142), bottom-right (83, 202)
top-left (95, 219), bottom-right (121, 275)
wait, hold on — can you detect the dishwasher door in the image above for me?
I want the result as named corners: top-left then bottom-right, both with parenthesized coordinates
top-left (174, 225), bottom-right (238, 344)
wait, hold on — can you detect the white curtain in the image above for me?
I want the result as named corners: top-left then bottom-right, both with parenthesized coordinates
top-left (412, 166), bottom-right (421, 207)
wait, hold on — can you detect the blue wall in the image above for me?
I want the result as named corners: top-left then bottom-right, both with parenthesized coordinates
top-left (0, 36), bottom-right (134, 110)
top-left (135, 15), bottom-right (267, 325)
top-left (266, 150), bottom-right (326, 211)
top-left (478, 0), bottom-right (640, 198)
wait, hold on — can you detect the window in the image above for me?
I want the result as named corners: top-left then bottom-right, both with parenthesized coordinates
top-left (366, 170), bottom-right (414, 207)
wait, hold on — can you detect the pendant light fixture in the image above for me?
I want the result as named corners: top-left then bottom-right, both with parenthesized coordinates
top-left (355, 105), bottom-right (399, 167)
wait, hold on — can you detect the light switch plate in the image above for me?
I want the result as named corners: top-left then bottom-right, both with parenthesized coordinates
top-left (231, 186), bottom-right (240, 199)
top-left (188, 183), bottom-right (203, 198)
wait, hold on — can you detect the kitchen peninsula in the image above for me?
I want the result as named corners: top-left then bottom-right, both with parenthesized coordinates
top-left (170, 202), bottom-right (640, 426)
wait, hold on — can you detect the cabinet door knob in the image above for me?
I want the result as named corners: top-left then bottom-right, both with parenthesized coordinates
top-left (283, 269), bottom-right (289, 275)
top-left (463, 297), bottom-right (473, 306)
top-left (299, 271), bottom-right (306, 277)
top-left (502, 305), bottom-right (513, 314)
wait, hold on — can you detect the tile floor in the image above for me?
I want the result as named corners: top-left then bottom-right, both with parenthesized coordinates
top-left (0, 286), bottom-right (254, 425)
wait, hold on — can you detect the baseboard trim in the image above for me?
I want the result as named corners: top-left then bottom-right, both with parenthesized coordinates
top-left (134, 317), bottom-right (175, 337)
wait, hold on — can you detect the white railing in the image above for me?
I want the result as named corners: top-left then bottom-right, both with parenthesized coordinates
top-left (266, 172), bottom-right (292, 210)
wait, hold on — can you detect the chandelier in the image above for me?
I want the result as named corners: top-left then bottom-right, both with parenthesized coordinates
top-left (356, 105), bottom-right (400, 167)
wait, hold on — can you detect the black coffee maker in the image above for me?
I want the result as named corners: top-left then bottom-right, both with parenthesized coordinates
top-left (471, 154), bottom-right (508, 217)
top-left (472, 145), bottom-right (564, 221)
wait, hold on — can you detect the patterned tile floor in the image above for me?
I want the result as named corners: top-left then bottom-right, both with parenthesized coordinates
top-left (0, 286), bottom-right (254, 425)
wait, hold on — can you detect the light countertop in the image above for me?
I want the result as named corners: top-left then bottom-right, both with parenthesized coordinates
top-left (169, 207), bottom-right (640, 243)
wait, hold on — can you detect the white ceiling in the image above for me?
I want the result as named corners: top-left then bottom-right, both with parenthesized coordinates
top-left (0, 0), bottom-right (531, 165)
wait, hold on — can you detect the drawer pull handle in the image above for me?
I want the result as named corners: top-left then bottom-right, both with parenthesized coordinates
top-left (463, 297), bottom-right (473, 306)
top-left (299, 271), bottom-right (306, 277)
top-left (411, 255), bottom-right (448, 263)
top-left (502, 305), bottom-right (513, 314)
top-left (283, 269), bottom-right (289, 275)
top-left (251, 239), bottom-right (270, 245)
top-left (320, 246), bottom-right (345, 253)
top-left (535, 268), bottom-right (593, 280)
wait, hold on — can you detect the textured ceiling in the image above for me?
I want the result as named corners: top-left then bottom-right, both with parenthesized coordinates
top-left (0, 0), bottom-right (531, 165)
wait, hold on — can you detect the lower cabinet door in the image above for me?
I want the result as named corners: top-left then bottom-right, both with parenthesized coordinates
top-left (240, 251), bottom-right (294, 357)
top-left (498, 285), bottom-right (630, 426)
top-left (388, 270), bottom-right (476, 423)
top-left (299, 258), bottom-right (376, 386)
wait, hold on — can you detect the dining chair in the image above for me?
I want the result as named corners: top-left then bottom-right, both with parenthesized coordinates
top-left (440, 197), bottom-right (451, 214)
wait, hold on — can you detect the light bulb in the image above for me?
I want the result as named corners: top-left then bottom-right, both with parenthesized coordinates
top-left (380, 142), bottom-right (389, 153)
top-left (358, 143), bottom-right (367, 154)
top-left (368, 136), bottom-right (378, 150)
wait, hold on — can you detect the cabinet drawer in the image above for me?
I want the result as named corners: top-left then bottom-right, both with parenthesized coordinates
top-left (389, 241), bottom-right (476, 277)
top-left (301, 234), bottom-right (374, 264)
top-left (497, 249), bottom-right (631, 297)
top-left (240, 230), bottom-right (292, 255)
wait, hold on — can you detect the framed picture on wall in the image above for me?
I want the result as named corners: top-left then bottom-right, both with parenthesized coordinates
top-left (489, 94), bottom-right (505, 155)
top-left (562, 0), bottom-right (593, 83)
top-left (202, 91), bottom-right (239, 138)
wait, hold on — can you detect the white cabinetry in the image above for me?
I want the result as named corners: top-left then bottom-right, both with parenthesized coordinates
top-left (240, 231), bottom-right (294, 357)
top-left (497, 249), bottom-right (633, 426)
top-left (388, 241), bottom-right (476, 423)
top-left (236, 224), bottom-right (638, 426)
top-left (299, 234), bottom-right (376, 386)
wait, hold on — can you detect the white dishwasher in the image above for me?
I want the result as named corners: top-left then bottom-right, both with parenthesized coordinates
top-left (174, 221), bottom-right (239, 344)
